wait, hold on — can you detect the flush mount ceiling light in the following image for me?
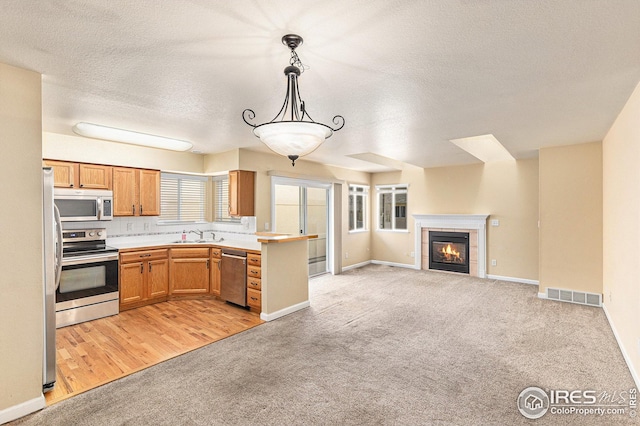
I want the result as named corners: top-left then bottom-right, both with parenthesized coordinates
top-left (242, 34), bottom-right (345, 166)
top-left (72, 122), bottom-right (193, 151)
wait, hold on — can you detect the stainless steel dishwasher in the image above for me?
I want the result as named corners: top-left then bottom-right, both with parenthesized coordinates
top-left (220, 248), bottom-right (247, 307)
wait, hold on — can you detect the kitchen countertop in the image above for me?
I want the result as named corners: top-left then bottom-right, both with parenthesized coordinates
top-left (108, 237), bottom-right (262, 253)
top-left (255, 233), bottom-right (318, 243)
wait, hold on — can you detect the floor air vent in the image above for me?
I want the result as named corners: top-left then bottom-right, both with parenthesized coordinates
top-left (546, 288), bottom-right (601, 307)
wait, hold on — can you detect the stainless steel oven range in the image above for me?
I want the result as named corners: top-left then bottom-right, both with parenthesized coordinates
top-left (56, 228), bottom-right (119, 328)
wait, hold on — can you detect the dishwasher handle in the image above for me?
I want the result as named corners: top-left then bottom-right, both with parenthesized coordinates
top-left (222, 253), bottom-right (247, 261)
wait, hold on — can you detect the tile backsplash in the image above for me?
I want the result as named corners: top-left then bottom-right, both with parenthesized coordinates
top-left (61, 216), bottom-right (257, 241)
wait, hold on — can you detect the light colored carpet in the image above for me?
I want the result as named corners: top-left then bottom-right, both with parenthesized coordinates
top-left (13, 265), bottom-right (638, 425)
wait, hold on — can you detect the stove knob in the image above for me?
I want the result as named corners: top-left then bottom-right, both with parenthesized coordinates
top-left (89, 231), bottom-right (96, 237)
top-left (97, 231), bottom-right (104, 237)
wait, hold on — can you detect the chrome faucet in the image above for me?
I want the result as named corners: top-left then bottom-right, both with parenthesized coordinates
top-left (209, 232), bottom-right (216, 240)
top-left (189, 229), bottom-right (204, 240)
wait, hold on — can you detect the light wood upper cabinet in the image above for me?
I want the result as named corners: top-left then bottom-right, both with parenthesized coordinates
top-left (79, 163), bottom-right (112, 189)
top-left (112, 167), bottom-right (160, 216)
top-left (44, 160), bottom-right (111, 190)
top-left (44, 160), bottom-right (76, 188)
top-left (138, 169), bottom-right (160, 216)
top-left (113, 167), bottom-right (138, 216)
top-left (229, 170), bottom-right (255, 217)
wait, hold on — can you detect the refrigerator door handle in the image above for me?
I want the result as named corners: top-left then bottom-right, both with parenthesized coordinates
top-left (54, 204), bottom-right (63, 290)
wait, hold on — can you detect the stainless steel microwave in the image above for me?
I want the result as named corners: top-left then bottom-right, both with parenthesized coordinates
top-left (54, 188), bottom-right (113, 222)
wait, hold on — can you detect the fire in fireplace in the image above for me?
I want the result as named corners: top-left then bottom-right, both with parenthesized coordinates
top-left (429, 231), bottom-right (470, 274)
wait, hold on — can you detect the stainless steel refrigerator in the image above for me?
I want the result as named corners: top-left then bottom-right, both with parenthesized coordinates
top-left (43, 167), bottom-right (62, 392)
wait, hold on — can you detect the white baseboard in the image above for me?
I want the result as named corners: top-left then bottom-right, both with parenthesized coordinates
top-left (602, 303), bottom-right (640, 391)
top-left (341, 260), bottom-right (371, 272)
top-left (260, 300), bottom-right (310, 322)
top-left (0, 394), bottom-right (45, 425)
top-left (371, 260), bottom-right (416, 269)
top-left (487, 274), bottom-right (540, 286)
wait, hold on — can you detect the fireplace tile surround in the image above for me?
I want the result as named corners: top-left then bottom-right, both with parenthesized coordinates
top-left (413, 214), bottom-right (489, 278)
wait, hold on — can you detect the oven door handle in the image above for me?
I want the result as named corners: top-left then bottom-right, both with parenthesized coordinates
top-left (62, 253), bottom-right (119, 266)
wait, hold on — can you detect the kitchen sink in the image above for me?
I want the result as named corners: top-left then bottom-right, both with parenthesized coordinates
top-left (171, 238), bottom-right (224, 244)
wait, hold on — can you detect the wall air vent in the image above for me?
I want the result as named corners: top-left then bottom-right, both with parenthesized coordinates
top-left (546, 287), bottom-right (601, 307)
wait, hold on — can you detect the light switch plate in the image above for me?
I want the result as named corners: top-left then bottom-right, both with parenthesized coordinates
top-left (491, 219), bottom-right (499, 227)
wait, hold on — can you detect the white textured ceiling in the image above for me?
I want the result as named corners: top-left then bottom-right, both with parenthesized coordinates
top-left (1, 1), bottom-right (639, 172)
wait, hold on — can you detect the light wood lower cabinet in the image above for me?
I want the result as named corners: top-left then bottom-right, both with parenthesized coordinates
top-left (120, 249), bottom-right (169, 311)
top-left (120, 246), bottom-right (262, 311)
top-left (210, 248), bottom-right (221, 297)
top-left (170, 248), bottom-right (210, 295)
top-left (246, 253), bottom-right (261, 312)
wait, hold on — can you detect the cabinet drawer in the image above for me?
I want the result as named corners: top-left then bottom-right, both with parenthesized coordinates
top-left (247, 253), bottom-right (261, 267)
top-left (247, 288), bottom-right (261, 310)
top-left (211, 247), bottom-right (222, 258)
top-left (121, 249), bottom-right (168, 263)
top-left (171, 247), bottom-right (210, 258)
top-left (247, 265), bottom-right (261, 279)
top-left (247, 277), bottom-right (261, 291)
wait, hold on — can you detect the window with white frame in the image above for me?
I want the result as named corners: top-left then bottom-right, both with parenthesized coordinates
top-left (376, 184), bottom-right (408, 231)
top-left (348, 184), bottom-right (368, 232)
top-left (213, 175), bottom-right (240, 222)
top-left (159, 173), bottom-right (207, 222)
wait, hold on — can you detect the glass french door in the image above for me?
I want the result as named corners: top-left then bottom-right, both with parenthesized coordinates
top-left (272, 178), bottom-right (330, 276)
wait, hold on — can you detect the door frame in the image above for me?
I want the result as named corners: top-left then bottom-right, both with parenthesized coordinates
top-left (270, 176), bottom-right (334, 275)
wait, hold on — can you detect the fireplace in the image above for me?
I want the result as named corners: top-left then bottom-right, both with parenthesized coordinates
top-left (413, 214), bottom-right (488, 277)
top-left (429, 231), bottom-right (470, 274)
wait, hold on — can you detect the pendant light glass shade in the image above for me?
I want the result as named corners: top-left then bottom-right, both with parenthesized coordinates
top-left (252, 121), bottom-right (333, 158)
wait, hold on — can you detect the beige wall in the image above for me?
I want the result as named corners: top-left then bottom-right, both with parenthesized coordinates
top-left (602, 81), bottom-right (640, 387)
top-left (539, 142), bottom-right (603, 294)
top-left (371, 159), bottom-right (540, 280)
top-left (43, 132), bottom-right (204, 173)
top-left (203, 149), bottom-right (239, 173)
top-left (234, 149), bottom-right (372, 269)
top-left (0, 63), bottom-right (43, 411)
top-left (261, 239), bottom-right (309, 314)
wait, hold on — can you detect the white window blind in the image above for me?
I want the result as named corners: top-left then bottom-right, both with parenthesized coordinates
top-left (213, 176), bottom-right (239, 222)
top-left (160, 173), bottom-right (207, 222)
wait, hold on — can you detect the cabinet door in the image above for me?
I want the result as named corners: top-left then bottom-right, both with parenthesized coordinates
top-left (229, 170), bottom-right (255, 217)
top-left (113, 167), bottom-right (137, 216)
top-left (120, 262), bottom-right (145, 306)
top-left (138, 169), bottom-right (160, 216)
top-left (210, 257), bottom-right (221, 297)
top-left (79, 164), bottom-right (112, 190)
top-left (228, 170), bottom-right (239, 216)
top-left (170, 258), bottom-right (210, 294)
top-left (148, 259), bottom-right (169, 299)
top-left (44, 160), bottom-right (78, 188)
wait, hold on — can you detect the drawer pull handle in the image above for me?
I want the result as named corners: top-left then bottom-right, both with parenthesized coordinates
top-left (250, 297), bottom-right (258, 301)
top-left (251, 270), bottom-right (258, 275)
top-left (140, 253), bottom-right (151, 257)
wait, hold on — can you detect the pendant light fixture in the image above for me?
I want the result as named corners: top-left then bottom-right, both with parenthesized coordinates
top-left (242, 34), bottom-right (345, 166)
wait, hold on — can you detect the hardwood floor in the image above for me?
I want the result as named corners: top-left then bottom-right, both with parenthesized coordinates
top-left (46, 299), bottom-right (263, 405)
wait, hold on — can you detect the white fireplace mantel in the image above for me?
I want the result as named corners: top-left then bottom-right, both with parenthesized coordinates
top-left (413, 214), bottom-right (489, 277)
